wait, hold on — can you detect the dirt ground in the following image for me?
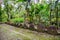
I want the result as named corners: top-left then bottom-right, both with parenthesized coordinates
top-left (0, 24), bottom-right (60, 40)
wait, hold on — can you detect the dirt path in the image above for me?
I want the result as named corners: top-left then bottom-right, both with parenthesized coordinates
top-left (0, 24), bottom-right (60, 40)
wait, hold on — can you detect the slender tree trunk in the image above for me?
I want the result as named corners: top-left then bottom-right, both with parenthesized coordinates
top-left (6, 2), bottom-right (10, 21)
top-left (55, 0), bottom-right (59, 27)
top-left (49, 0), bottom-right (52, 25)
top-left (4, 0), bottom-right (11, 21)
top-left (56, 5), bottom-right (58, 27)
top-left (50, 9), bottom-right (52, 25)
top-left (0, 3), bottom-right (2, 21)
top-left (25, 0), bottom-right (31, 23)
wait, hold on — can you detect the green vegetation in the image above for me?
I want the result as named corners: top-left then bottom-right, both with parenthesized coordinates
top-left (0, 0), bottom-right (60, 40)
top-left (0, 0), bottom-right (60, 26)
top-left (10, 18), bottom-right (24, 23)
top-left (0, 0), bottom-right (60, 36)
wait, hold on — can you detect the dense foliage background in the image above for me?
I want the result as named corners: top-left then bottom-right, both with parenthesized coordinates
top-left (0, 0), bottom-right (60, 27)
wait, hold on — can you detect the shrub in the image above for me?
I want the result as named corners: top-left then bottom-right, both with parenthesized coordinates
top-left (10, 18), bottom-right (24, 23)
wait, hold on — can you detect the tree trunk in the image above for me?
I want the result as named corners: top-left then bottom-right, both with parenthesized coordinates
top-left (50, 9), bottom-right (52, 25)
top-left (6, 3), bottom-right (10, 21)
top-left (55, 0), bottom-right (59, 27)
top-left (0, 3), bottom-right (2, 21)
top-left (4, 0), bottom-right (11, 21)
